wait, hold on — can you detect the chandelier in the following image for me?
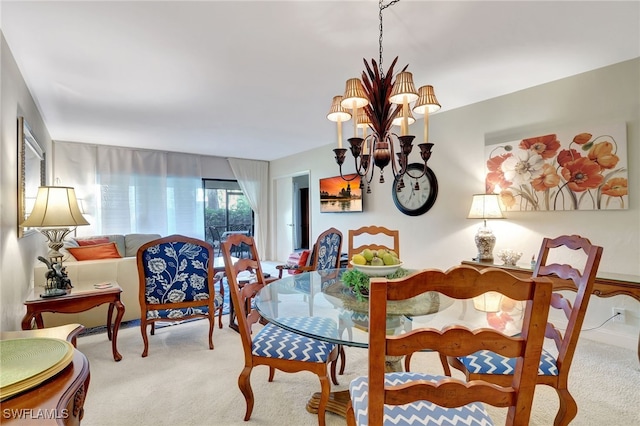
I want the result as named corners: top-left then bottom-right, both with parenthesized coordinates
top-left (328, 0), bottom-right (441, 194)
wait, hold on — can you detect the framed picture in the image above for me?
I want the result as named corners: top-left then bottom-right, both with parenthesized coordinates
top-left (319, 174), bottom-right (363, 213)
top-left (485, 122), bottom-right (628, 211)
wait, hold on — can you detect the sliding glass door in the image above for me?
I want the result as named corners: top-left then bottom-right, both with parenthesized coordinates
top-left (203, 179), bottom-right (254, 248)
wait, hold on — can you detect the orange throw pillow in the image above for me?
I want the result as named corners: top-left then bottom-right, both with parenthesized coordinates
top-left (68, 242), bottom-right (122, 261)
top-left (77, 237), bottom-right (111, 246)
top-left (291, 250), bottom-right (311, 275)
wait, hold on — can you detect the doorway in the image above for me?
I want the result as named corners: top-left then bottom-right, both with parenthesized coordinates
top-left (275, 173), bottom-right (309, 261)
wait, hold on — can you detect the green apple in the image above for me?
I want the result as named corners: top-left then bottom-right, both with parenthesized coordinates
top-left (362, 249), bottom-right (374, 262)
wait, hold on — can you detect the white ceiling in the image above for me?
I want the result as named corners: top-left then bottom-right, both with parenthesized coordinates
top-left (2, 1), bottom-right (639, 161)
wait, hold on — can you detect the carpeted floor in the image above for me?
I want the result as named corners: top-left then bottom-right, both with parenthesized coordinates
top-left (76, 316), bottom-right (640, 426)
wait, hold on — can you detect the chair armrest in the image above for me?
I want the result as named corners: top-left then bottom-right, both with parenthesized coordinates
top-left (275, 264), bottom-right (296, 278)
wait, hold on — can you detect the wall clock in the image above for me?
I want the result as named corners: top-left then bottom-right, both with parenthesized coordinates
top-left (392, 163), bottom-right (438, 216)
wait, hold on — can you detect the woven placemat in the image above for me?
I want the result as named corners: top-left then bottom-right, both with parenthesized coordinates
top-left (0, 337), bottom-right (74, 400)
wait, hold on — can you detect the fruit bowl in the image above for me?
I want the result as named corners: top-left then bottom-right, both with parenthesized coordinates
top-left (350, 261), bottom-right (404, 277)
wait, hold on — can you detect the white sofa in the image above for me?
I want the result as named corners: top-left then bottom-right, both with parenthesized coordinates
top-left (33, 233), bottom-right (160, 328)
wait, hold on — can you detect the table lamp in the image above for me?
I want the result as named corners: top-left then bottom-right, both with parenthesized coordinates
top-left (467, 193), bottom-right (505, 262)
top-left (21, 186), bottom-right (89, 296)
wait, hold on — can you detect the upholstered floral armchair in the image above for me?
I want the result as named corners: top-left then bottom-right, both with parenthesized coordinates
top-left (276, 227), bottom-right (343, 278)
top-left (136, 235), bottom-right (223, 357)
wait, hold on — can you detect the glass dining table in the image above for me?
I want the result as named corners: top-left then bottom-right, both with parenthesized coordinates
top-left (254, 268), bottom-right (525, 418)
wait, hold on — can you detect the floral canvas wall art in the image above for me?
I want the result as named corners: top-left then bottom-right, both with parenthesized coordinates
top-left (485, 122), bottom-right (628, 211)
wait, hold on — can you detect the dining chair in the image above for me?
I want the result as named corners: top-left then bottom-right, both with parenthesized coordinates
top-left (136, 234), bottom-right (224, 357)
top-left (347, 225), bottom-right (399, 262)
top-left (346, 265), bottom-right (553, 426)
top-left (275, 227), bottom-right (347, 374)
top-left (444, 234), bottom-right (603, 426)
top-left (207, 226), bottom-right (222, 256)
top-left (221, 233), bottom-right (340, 426)
top-left (276, 227), bottom-right (343, 278)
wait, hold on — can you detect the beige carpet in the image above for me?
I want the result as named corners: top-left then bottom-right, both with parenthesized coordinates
top-left (76, 318), bottom-right (639, 426)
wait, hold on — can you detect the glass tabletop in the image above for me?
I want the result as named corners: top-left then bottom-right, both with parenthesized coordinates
top-left (255, 268), bottom-right (526, 348)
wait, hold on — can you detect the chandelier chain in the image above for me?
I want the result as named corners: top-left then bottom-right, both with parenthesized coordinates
top-left (378, 0), bottom-right (401, 77)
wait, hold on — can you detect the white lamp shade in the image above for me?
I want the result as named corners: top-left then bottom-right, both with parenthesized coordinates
top-left (467, 194), bottom-right (505, 220)
top-left (341, 78), bottom-right (369, 109)
top-left (389, 71), bottom-right (419, 104)
top-left (412, 85), bottom-right (441, 114)
top-left (21, 186), bottom-right (89, 228)
top-left (327, 95), bottom-right (352, 122)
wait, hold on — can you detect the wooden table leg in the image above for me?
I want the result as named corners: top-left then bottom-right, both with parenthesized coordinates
top-left (111, 300), bottom-right (125, 362)
top-left (21, 312), bottom-right (35, 330)
top-left (107, 302), bottom-right (115, 341)
top-left (35, 313), bottom-right (45, 328)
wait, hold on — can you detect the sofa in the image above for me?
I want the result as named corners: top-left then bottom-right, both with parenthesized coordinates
top-left (33, 233), bottom-right (161, 328)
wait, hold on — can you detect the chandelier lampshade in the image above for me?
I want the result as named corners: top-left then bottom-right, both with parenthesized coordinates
top-left (392, 108), bottom-right (415, 127)
top-left (327, 95), bottom-right (352, 122)
top-left (341, 78), bottom-right (369, 109)
top-left (413, 85), bottom-right (441, 114)
top-left (388, 71), bottom-right (419, 104)
top-left (327, 95), bottom-right (352, 149)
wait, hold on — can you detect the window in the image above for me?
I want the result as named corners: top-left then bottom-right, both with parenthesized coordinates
top-left (203, 179), bottom-right (254, 246)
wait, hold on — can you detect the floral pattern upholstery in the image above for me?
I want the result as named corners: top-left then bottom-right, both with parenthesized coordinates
top-left (141, 240), bottom-right (222, 319)
top-left (315, 230), bottom-right (342, 271)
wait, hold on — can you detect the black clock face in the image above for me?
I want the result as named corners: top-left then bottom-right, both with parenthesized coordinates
top-left (392, 163), bottom-right (438, 216)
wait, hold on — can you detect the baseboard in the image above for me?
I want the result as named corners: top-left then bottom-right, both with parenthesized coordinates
top-left (579, 327), bottom-right (637, 351)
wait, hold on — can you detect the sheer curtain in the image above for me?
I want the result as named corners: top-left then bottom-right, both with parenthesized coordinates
top-left (228, 158), bottom-right (268, 259)
top-left (53, 142), bottom-right (204, 239)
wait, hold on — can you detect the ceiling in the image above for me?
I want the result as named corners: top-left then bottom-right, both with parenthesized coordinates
top-left (2, 1), bottom-right (639, 161)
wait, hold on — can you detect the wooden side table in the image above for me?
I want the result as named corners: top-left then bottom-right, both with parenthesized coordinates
top-left (22, 285), bottom-right (125, 361)
top-left (1, 349), bottom-right (90, 426)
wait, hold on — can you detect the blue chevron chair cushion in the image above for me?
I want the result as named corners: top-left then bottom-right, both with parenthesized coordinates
top-left (252, 317), bottom-right (337, 362)
top-left (457, 348), bottom-right (558, 376)
top-left (349, 372), bottom-right (494, 426)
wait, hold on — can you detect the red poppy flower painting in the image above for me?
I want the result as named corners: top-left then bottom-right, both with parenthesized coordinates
top-left (484, 123), bottom-right (628, 210)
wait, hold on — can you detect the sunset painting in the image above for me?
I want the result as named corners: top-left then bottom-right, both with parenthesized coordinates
top-left (319, 174), bottom-right (363, 213)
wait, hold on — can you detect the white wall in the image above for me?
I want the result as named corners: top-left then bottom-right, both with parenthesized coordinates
top-left (269, 58), bottom-right (640, 350)
top-left (1, 33), bottom-right (52, 331)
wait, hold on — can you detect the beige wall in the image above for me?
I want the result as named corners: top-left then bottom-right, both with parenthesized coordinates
top-left (269, 58), bottom-right (640, 349)
top-left (1, 33), bottom-right (52, 331)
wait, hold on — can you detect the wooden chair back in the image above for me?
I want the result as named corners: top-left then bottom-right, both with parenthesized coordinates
top-left (221, 234), bottom-right (267, 353)
top-left (532, 234), bottom-right (603, 374)
top-left (366, 266), bottom-right (553, 425)
top-left (347, 226), bottom-right (399, 262)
